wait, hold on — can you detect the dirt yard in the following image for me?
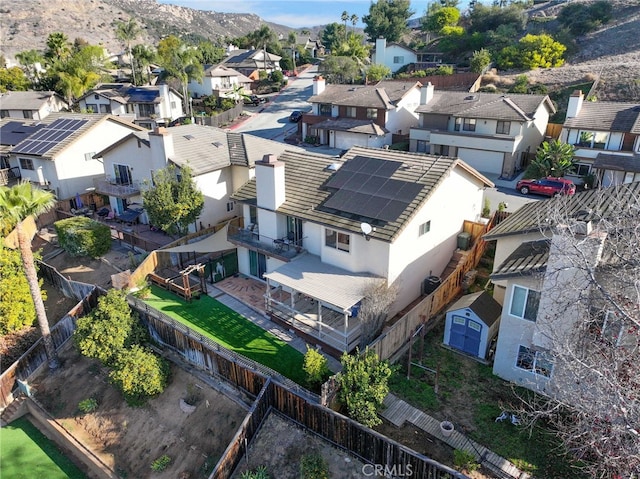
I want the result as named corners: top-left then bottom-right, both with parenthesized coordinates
top-left (31, 346), bottom-right (248, 479)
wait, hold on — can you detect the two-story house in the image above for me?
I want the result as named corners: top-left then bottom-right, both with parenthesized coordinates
top-left (560, 91), bottom-right (640, 187)
top-left (188, 64), bottom-right (252, 99)
top-left (221, 49), bottom-right (282, 80)
top-left (230, 146), bottom-right (493, 356)
top-left (0, 91), bottom-right (68, 120)
top-left (409, 84), bottom-right (555, 177)
top-left (303, 77), bottom-right (422, 150)
top-left (93, 124), bottom-right (300, 229)
top-left (371, 37), bottom-right (418, 74)
top-left (77, 83), bottom-right (184, 130)
top-left (0, 112), bottom-right (145, 201)
top-left (484, 182), bottom-right (640, 394)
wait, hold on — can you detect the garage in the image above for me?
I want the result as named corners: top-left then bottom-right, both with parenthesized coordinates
top-left (457, 148), bottom-right (503, 175)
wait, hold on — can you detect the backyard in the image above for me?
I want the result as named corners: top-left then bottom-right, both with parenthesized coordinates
top-left (386, 320), bottom-right (585, 479)
top-left (0, 416), bottom-right (87, 479)
top-left (143, 285), bottom-right (307, 385)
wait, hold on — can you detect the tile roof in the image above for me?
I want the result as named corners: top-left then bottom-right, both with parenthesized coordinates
top-left (312, 118), bottom-right (388, 136)
top-left (593, 153), bottom-right (640, 173)
top-left (0, 91), bottom-right (66, 110)
top-left (308, 81), bottom-right (421, 109)
top-left (222, 49), bottom-right (282, 69)
top-left (491, 239), bottom-right (551, 280)
top-left (484, 181), bottom-right (640, 239)
top-left (415, 91), bottom-right (555, 121)
top-left (232, 146), bottom-right (493, 243)
top-left (563, 101), bottom-right (640, 132)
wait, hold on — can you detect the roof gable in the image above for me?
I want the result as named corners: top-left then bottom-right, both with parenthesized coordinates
top-left (563, 101), bottom-right (640, 132)
top-left (309, 81), bottom-right (421, 109)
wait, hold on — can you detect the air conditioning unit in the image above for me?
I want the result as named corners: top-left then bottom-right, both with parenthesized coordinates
top-left (421, 275), bottom-right (441, 295)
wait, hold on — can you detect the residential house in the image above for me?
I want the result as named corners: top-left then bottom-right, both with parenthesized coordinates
top-left (371, 37), bottom-right (417, 74)
top-left (560, 91), bottom-right (640, 187)
top-left (484, 182), bottom-right (640, 394)
top-left (230, 146), bottom-right (493, 356)
top-left (188, 65), bottom-right (253, 99)
top-left (409, 85), bottom-right (556, 177)
top-left (93, 124), bottom-right (300, 229)
top-left (0, 112), bottom-right (145, 201)
top-left (303, 77), bottom-right (422, 150)
top-left (0, 91), bottom-right (68, 120)
top-left (221, 49), bottom-right (282, 81)
top-left (77, 83), bottom-right (184, 129)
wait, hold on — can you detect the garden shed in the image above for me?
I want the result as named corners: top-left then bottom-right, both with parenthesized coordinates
top-left (443, 291), bottom-right (501, 361)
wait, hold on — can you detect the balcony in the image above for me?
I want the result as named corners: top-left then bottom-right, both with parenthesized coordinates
top-left (93, 176), bottom-right (141, 198)
top-left (0, 167), bottom-right (21, 186)
top-left (227, 224), bottom-right (305, 262)
top-left (410, 127), bottom-right (521, 153)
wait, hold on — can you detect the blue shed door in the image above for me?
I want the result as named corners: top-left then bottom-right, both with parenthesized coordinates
top-left (450, 315), bottom-right (482, 357)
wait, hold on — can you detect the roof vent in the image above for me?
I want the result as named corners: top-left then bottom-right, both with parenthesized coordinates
top-left (183, 134), bottom-right (194, 140)
top-left (326, 163), bottom-right (342, 171)
top-left (212, 141), bottom-right (223, 148)
top-left (464, 95), bottom-right (477, 101)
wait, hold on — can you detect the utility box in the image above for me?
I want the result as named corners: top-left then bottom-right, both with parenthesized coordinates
top-left (457, 232), bottom-right (471, 250)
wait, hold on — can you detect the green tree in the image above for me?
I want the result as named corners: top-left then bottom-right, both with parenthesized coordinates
top-left (341, 10), bottom-right (350, 41)
top-left (142, 164), bottom-right (204, 237)
top-left (115, 18), bottom-right (140, 84)
top-left (303, 346), bottom-right (330, 388)
top-left (132, 44), bottom-right (156, 85)
top-left (424, 6), bottom-right (461, 33)
top-left (362, 0), bottom-right (414, 43)
top-left (157, 36), bottom-right (203, 116)
top-left (366, 63), bottom-right (392, 82)
top-left (0, 182), bottom-right (59, 369)
top-left (45, 32), bottom-right (72, 65)
top-left (333, 33), bottom-right (371, 63)
top-left (558, 1), bottom-right (612, 36)
top-left (0, 67), bottom-right (30, 92)
top-left (321, 23), bottom-right (347, 53)
top-left (337, 348), bottom-right (392, 427)
top-left (74, 289), bottom-right (143, 365)
top-left (518, 34), bottom-right (566, 69)
top-left (15, 49), bottom-right (44, 85)
top-left (0, 241), bottom-right (44, 334)
top-left (524, 140), bottom-right (576, 179)
top-left (470, 48), bottom-right (491, 73)
top-left (318, 55), bottom-right (360, 84)
top-left (287, 31), bottom-right (297, 73)
top-left (109, 345), bottom-right (170, 404)
top-left (468, 3), bottom-right (527, 34)
top-left (196, 40), bottom-right (225, 65)
top-left (350, 14), bottom-right (359, 33)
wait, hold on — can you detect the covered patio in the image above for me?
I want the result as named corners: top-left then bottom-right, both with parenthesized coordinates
top-left (264, 254), bottom-right (380, 357)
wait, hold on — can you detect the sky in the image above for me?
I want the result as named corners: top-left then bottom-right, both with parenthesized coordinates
top-left (159, 0), bottom-right (473, 29)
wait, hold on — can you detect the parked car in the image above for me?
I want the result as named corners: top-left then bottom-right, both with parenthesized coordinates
top-left (516, 177), bottom-right (576, 197)
top-left (243, 95), bottom-right (266, 106)
top-left (289, 110), bottom-right (303, 122)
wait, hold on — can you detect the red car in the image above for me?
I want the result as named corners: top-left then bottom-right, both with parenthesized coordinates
top-left (516, 177), bottom-right (576, 197)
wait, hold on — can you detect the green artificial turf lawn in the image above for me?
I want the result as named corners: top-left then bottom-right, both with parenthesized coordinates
top-left (0, 417), bottom-right (87, 479)
top-left (144, 285), bottom-right (307, 384)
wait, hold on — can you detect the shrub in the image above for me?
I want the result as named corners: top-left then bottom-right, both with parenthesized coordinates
top-left (78, 397), bottom-right (98, 414)
top-left (470, 48), bottom-right (491, 74)
top-left (300, 453), bottom-right (329, 479)
top-left (151, 454), bottom-right (171, 472)
top-left (270, 70), bottom-right (283, 84)
top-left (303, 346), bottom-right (330, 388)
top-left (240, 466), bottom-right (269, 479)
top-left (454, 449), bottom-right (478, 472)
top-left (109, 345), bottom-right (170, 404)
top-left (54, 216), bottom-right (111, 258)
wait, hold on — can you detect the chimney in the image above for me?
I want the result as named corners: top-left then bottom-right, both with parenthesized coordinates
top-left (149, 127), bottom-right (174, 167)
top-left (313, 75), bottom-right (326, 96)
top-left (375, 37), bottom-right (386, 65)
top-left (255, 154), bottom-right (285, 210)
top-left (566, 90), bottom-right (584, 119)
top-left (420, 82), bottom-right (434, 105)
top-left (158, 84), bottom-right (169, 100)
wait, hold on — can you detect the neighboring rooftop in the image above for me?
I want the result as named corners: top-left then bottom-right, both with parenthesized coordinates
top-left (563, 101), bottom-right (640, 133)
top-left (0, 90), bottom-right (66, 110)
top-left (78, 83), bottom-right (181, 105)
top-left (308, 81), bottom-right (422, 109)
top-left (491, 239), bottom-right (551, 280)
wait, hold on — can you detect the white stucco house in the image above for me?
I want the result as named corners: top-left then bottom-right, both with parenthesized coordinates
top-left (409, 85), bottom-right (556, 177)
top-left (230, 146), bottom-right (493, 356)
top-left (303, 76), bottom-right (422, 150)
top-left (188, 64), bottom-right (253, 99)
top-left (560, 90), bottom-right (640, 187)
top-left (0, 112), bottom-right (145, 201)
top-left (92, 124), bottom-right (300, 229)
top-left (484, 182), bottom-right (640, 394)
top-left (371, 37), bottom-right (417, 74)
top-left (77, 83), bottom-right (184, 130)
top-left (0, 91), bottom-right (68, 120)
top-left (221, 49), bottom-right (282, 80)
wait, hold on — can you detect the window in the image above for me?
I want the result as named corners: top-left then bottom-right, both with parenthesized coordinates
top-left (325, 228), bottom-right (350, 252)
top-left (99, 104), bottom-right (111, 114)
top-left (496, 121), bottom-right (511, 135)
top-left (170, 101), bottom-right (176, 109)
top-left (226, 201), bottom-right (234, 212)
top-left (516, 346), bottom-right (553, 377)
top-left (138, 104), bottom-right (155, 117)
top-left (416, 140), bottom-right (428, 153)
top-left (574, 163), bottom-right (591, 176)
top-left (433, 144), bottom-right (449, 156)
top-left (0, 110), bottom-right (8, 118)
top-left (319, 103), bottom-right (332, 116)
top-left (366, 108), bottom-right (378, 120)
top-left (345, 106), bottom-right (356, 118)
top-left (577, 131), bottom-right (608, 149)
top-left (94, 94), bottom-right (100, 100)
top-left (419, 221), bottom-right (431, 236)
top-left (84, 152), bottom-right (96, 161)
top-left (595, 310), bottom-right (626, 346)
top-left (393, 56), bottom-right (404, 64)
top-left (249, 205), bottom-right (257, 225)
top-left (509, 285), bottom-right (540, 321)
top-left (126, 104), bottom-right (135, 114)
top-left (22, 110), bottom-right (32, 119)
top-left (454, 118), bottom-right (461, 131)
top-left (463, 118), bottom-right (476, 132)
top-left (19, 158), bottom-right (34, 170)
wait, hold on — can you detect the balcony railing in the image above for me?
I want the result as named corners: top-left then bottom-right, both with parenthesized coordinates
top-left (227, 224), bottom-right (304, 262)
top-left (0, 167), bottom-right (21, 186)
top-left (93, 176), bottom-right (141, 198)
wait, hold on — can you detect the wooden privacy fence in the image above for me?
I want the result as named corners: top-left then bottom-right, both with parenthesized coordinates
top-left (37, 260), bottom-right (96, 301)
top-left (211, 378), bottom-right (469, 479)
top-left (0, 287), bottom-right (102, 409)
top-left (368, 217), bottom-right (497, 361)
top-left (194, 104), bottom-right (244, 128)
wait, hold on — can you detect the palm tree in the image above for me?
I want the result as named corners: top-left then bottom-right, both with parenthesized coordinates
top-left (16, 49), bottom-right (44, 85)
top-left (132, 44), bottom-right (156, 85)
top-left (45, 32), bottom-right (71, 65)
top-left (116, 19), bottom-right (141, 85)
top-left (350, 14), bottom-right (359, 34)
top-left (0, 182), bottom-right (59, 369)
top-left (341, 11), bottom-right (350, 41)
top-left (287, 31), bottom-right (297, 73)
top-left (524, 140), bottom-right (576, 179)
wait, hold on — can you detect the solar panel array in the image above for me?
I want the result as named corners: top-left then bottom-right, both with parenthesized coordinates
top-left (324, 155), bottom-right (423, 223)
top-left (12, 118), bottom-right (88, 156)
top-left (0, 121), bottom-right (45, 146)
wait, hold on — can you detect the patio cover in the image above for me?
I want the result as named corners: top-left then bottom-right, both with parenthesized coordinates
top-left (160, 223), bottom-right (234, 254)
top-left (264, 254), bottom-right (381, 312)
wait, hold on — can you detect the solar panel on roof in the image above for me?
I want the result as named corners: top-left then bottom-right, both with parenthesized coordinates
top-left (12, 118), bottom-right (87, 156)
top-left (0, 121), bottom-right (45, 145)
